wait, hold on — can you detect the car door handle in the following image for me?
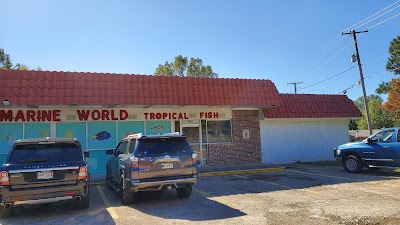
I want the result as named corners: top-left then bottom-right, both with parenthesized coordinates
top-left (383, 146), bottom-right (391, 149)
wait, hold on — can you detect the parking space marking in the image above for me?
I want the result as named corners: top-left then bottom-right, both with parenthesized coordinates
top-left (97, 186), bottom-right (119, 220)
top-left (235, 175), bottom-right (322, 195)
top-left (286, 169), bottom-right (364, 182)
top-left (193, 188), bottom-right (239, 208)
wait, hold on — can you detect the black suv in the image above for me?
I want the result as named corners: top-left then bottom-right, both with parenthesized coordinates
top-left (0, 138), bottom-right (90, 218)
top-left (106, 133), bottom-right (198, 205)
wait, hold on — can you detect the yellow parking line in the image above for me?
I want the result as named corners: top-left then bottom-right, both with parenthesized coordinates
top-left (199, 167), bottom-right (285, 177)
top-left (286, 169), bottom-right (364, 182)
top-left (235, 175), bottom-right (321, 195)
top-left (97, 186), bottom-right (119, 220)
top-left (193, 188), bottom-right (239, 208)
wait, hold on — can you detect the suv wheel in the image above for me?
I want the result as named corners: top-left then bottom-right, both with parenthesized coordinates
top-left (120, 174), bottom-right (134, 205)
top-left (176, 185), bottom-right (192, 198)
top-left (75, 193), bottom-right (90, 210)
top-left (343, 155), bottom-right (363, 173)
top-left (106, 168), bottom-right (113, 190)
top-left (0, 207), bottom-right (14, 218)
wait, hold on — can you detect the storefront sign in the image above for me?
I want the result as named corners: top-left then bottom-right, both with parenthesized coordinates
top-left (0, 109), bottom-right (227, 122)
top-left (0, 110), bottom-right (62, 122)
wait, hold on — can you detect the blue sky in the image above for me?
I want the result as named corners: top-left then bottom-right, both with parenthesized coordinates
top-left (1, 0), bottom-right (399, 101)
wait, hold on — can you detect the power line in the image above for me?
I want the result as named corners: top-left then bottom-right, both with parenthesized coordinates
top-left (296, 1), bottom-right (399, 79)
top-left (352, 3), bottom-right (400, 30)
top-left (292, 1), bottom-right (400, 94)
top-left (337, 66), bottom-right (400, 94)
top-left (366, 13), bottom-right (400, 30)
top-left (343, 0), bottom-right (400, 31)
top-left (310, 40), bottom-right (353, 74)
top-left (289, 66), bottom-right (357, 93)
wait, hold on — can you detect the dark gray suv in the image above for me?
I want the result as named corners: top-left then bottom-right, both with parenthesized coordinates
top-left (106, 133), bottom-right (198, 205)
top-left (0, 138), bottom-right (90, 218)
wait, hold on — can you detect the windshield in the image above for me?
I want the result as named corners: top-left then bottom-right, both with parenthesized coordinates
top-left (137, 138), bottom-right (191, 156)
top-left (10, 143), bottom-right (81, 163)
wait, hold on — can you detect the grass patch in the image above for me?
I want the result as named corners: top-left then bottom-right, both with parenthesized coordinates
top-left (295, 160), bottom-right (341, 167)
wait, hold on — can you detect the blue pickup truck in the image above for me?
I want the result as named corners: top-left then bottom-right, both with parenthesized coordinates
top-left (334, 127), bottom-right (400, 173)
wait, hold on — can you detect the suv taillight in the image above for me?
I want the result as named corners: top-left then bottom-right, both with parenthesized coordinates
top-left (0, 171), bottom-right (10, 185)
top-left (192, 153), bottom-right (197, 164)
top-left (78, 166), bottom-right (88, 180)
top-left (130, 156), bottom-right (139, 169)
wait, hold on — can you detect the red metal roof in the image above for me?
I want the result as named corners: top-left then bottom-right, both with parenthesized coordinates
top-left (263, 94), bottom-right (362, 119)
top-left (0, 70), bottom-right (283, 107)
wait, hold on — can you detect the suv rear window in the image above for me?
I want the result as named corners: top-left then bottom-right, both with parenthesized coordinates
top-left (137, 137), bottom-right (191, 156)
top-left (9, 143), bottom-right (81, 163)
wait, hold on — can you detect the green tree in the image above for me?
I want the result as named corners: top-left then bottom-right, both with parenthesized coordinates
top-left (357, 97), bottom-right (393, 129)
top-left (155, 55), bottom-right (218, 78)
top-left (349, 119), bottom-right (358, 130)
top-left (353, 94), bottom-right (382, 111)
top-left (386, 36), bottom-right (400, 75)
top-left (0, 48), bottom-right (13, 69)
top-left (0, 48), bottom-right (41, 71)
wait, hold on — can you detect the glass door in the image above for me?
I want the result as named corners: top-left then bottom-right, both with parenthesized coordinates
top-left (181, 124), bottom-right (205, 166)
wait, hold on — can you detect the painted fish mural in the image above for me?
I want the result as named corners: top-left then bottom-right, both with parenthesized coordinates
top-left (41, 129), bottom-right (49, 138)
top-left (92, 131), bottom-right (111, 140)
top-left (151, 125), bottom-right (165, 132)
top-left (64, 130), bottom-right (74, 138)
top-left (122, 131), bottom-right (138, 139)
top-left (3, 134), bottom-right (10, 142)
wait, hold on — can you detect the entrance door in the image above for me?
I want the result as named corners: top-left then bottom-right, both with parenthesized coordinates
top-left (181, 124), bottom-right (205, 166)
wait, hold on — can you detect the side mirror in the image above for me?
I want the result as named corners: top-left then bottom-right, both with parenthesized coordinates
top-left (84, 151), bottom-right (89, 157)
top-left (106, 149), bottom-right (114, 155)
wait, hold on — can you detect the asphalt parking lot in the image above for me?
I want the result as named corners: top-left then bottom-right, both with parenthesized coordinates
top-left (2, 164), bottom-right (400, 225)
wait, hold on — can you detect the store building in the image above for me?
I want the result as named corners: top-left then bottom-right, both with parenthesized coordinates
top-left (0, 70), bottom-right (361, 174)
top-left (262, 94), bottom-right (362, 163)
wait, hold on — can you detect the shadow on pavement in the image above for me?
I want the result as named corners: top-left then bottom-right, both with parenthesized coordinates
top-left (108, 189), bottom-right (246, 222)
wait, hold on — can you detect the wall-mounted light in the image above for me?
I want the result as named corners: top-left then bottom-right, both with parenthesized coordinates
top-left (2, 99), bottom-right (10, 106)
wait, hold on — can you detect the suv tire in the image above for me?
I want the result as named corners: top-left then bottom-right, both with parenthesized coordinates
top-left (0, 207), bottom-right (14, 218)
top-left (75, 194), bottom-right (90, 210)
top-left (176, 185), bottom-right (192, 198)
top-left (120, 174), bottom-right (134, 205)
top-left (343, 155), bottom-right (363, 173)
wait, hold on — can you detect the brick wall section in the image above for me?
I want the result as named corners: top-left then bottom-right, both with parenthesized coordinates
top-left (208, 110), bottom-right (262, 165)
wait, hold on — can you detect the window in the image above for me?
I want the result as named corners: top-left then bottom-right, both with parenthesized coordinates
top-left (10, 143), bottom-right (80, 163)
top-left (175, 121), bottom-right (180, 132)
top-left (397, 131), bottom-right (400, 142)
top-left (371, 130), bottom-right (395, 143)
top-left (128, 139), bottom-right (137, 153)
top-left (116, 141), bottom-right (128, 155)
top-left (137, 137), bottom-right (191, 156)
top-left (206, 120), bottom-right (232, 143)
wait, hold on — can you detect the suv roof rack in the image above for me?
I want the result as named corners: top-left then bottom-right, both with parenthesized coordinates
top-left (126, 133), bottom-right (143, 139)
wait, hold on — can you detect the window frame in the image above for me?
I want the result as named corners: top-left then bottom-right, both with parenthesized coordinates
top-left (205, 119), bottom-right (233, 144)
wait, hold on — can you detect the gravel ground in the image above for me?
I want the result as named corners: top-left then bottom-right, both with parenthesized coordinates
top-left (2, 164), bottom-right (400, 225)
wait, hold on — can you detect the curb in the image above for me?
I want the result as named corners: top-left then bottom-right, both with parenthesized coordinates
top-left (198, 167), bottom-right (286, 177)
top-left (90, 167), bottom-right (286, 185)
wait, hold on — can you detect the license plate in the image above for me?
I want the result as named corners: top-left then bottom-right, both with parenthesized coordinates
top-left (161, 163), bottom-right (173, 169)
top-left (37, 171), bottom-right (53, 179)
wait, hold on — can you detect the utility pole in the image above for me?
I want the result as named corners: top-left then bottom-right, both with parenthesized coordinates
top-left (342, 29), bottom-right (372, 135)
top-left (287, 82), bottom-right (303, 94)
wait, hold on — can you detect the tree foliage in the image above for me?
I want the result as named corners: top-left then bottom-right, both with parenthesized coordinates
top-left (382, 78), bottom-right (400, 126)
top-left (357, 96), bottom-right (393, 130)
top-left (0, 48), bottom-right (41, 71)
top-left (0, 49), bottom-right (13, 69)
top-left (353, 94), bottom-right (382, 112)
top-left (386, 36), bottom-right (400, 75)
top-left (155, 55), bottom-right (218, 78)
top-left (375, 81), bottom-right (392, 94)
